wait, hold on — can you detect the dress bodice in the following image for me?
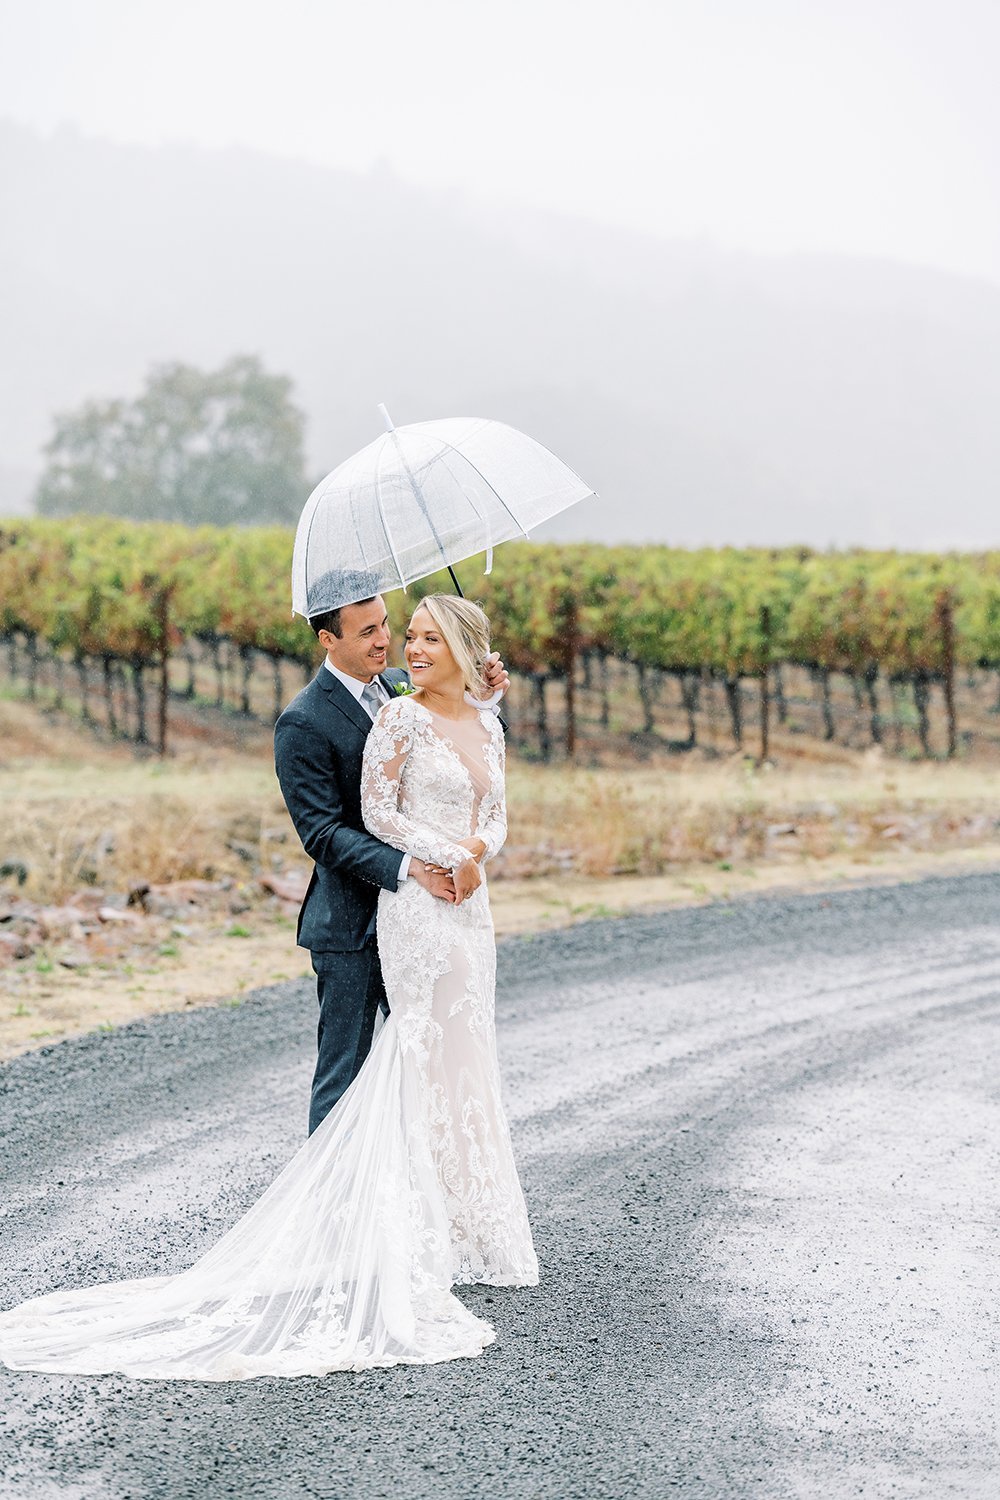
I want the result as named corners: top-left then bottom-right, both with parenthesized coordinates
top-left (361, 696), bottom-right (507, 869)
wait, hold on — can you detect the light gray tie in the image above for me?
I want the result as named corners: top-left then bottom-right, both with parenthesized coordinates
top-left (360, 681), bottom-right (383, 720)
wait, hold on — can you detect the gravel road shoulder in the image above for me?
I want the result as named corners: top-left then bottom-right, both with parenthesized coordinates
top-left (2, 873), bottom-right (999, 1499)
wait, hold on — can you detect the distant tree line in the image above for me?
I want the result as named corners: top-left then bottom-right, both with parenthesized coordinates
top-left (34, 355), bottom-right (307, 526)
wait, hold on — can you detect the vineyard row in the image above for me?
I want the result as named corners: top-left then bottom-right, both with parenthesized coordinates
top-left (4, 517), bottom-right (1000, 757)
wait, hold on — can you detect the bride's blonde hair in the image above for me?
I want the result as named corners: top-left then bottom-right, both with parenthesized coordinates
top-left (414, 594), bottom-right (491, 696)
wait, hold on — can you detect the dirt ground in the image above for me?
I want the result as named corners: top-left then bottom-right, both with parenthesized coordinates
top-left (5, 847), bottom-right (1000, 1062)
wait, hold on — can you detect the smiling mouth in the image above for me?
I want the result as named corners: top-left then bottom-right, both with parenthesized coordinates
top-left (410, 661), bottom-right (432, 671)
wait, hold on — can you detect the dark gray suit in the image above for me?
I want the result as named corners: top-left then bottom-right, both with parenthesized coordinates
top-left (274, 664), bottom-right (409, 1133)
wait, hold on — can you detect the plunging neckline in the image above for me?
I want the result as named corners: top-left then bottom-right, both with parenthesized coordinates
top-left (409, 698), bottom-right (493, 825)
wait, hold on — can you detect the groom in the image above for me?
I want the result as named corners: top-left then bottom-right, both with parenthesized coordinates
top-left (275, 590), bottom-right (508, 1134)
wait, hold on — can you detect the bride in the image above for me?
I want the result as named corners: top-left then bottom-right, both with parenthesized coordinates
top-left (0, 594), bottom-right (537, 1380)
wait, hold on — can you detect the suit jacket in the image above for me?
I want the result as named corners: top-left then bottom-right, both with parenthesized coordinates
top-left (274, 665), bottom-right (410, 954)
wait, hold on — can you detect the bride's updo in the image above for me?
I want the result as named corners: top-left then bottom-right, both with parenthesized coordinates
top-left (415, 594), bottom-right (491, 696)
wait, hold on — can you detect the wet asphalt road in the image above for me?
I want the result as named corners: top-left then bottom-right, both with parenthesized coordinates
top-left (2, 873), bottom-right (999, 1500)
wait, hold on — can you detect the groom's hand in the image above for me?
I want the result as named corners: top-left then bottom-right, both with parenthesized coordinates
top-left (410, 859), bottom-right (457, 903)
top-left (482, 650), bottom-right (509, 699)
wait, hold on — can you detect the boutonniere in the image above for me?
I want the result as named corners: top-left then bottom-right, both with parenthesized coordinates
top-left (393, 681), bottom-right (416, 696)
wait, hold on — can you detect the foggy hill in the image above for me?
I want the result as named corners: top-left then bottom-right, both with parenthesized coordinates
top-left (3, 119), bottom-right (1000, 549)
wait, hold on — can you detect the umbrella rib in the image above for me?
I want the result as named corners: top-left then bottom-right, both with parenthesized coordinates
top-left (516, 431), bottom-right (596, 506)
top-left (374, 438), bottom-right (408, 591)
top-left (387, 430), bottom-right (454, 572)
top-left (422, 435), bottom-right (532, 539)
top-left (449, 466), bottom-right (493, 572)
top-left (297, 486), bottom-right (327, 617)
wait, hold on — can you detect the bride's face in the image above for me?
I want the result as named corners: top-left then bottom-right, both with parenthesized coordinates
top-left (405, 607), bottom-right (461, 692)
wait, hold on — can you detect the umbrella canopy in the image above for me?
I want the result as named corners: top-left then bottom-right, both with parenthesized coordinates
top-left (291, 413), bottom-right (595, 617)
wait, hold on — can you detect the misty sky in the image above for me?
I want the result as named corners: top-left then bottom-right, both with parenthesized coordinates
top-left (3, 0), bottom-right (1000, 284)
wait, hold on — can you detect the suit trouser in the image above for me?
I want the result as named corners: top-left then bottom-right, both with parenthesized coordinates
top-left (308, 941), bottom-right (388, 1135)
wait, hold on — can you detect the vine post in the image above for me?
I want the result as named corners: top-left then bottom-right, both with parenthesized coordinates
top-left (863, 664), bottom-right (882, 746)
top-left (913, 674), bottom-right (931, 756)
top-left (532, 673), bottom-right (550, 761)
top-left (772, 662), bottom-right (787, 724)
top-left (238, 644), bottom-right (255, 715)
top-left (102, 656), bottom-right (117, 735)
top-left (937, 588), bottom-right (957, 758)
top-left (75, 652), bottom-right (91, 723)
top-left (155, 586), bottom-right (171, 756)
top-left (723, 675), bottom-right (742, 747)
top-left (758, 603), bottom-right (771, 765)
top-left (26, 632), bottom-right (38, 700)
top-left (271, 654), bottom-right (284, 724)
top-left (563, 597), bottom-right (578, 758)
top-left (131, 659), bottom-right (148, 745)
top-left (599, 651), bottom-right (611, 728)
top-left (636, 662), bottom-right (656, 734)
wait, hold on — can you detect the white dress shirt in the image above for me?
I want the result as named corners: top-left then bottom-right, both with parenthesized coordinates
top-left (324, 658), bottom-right (390, 706)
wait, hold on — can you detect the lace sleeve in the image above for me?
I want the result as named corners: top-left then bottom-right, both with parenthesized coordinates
top-left (478, 717), bottom-right (507, 861)
top-left (361, 699), bottom-right (471, 869)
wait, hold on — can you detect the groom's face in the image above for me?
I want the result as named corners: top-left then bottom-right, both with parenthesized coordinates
top-left (323, 595), bottom-right (391, 682)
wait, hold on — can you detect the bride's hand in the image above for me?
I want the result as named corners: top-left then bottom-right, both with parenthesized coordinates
top-left (456, 837), bottom-right (487, 862)
top-left (452, 857), bottom-right (483, 905)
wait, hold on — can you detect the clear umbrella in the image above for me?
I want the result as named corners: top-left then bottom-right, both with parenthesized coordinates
top-left (291, 407), bottom-right (595, 617)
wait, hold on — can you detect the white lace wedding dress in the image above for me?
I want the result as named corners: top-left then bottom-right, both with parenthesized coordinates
top-left (0, 695), bottom-right (537, 1380)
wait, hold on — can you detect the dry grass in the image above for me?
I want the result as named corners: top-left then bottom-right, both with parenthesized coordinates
top-left (503, 752), bottom-right (1000, 877)
top-left (4, 696), bottom-right (1000, 903)
top-left (4, 694), bottom-right (1000, 1061)
top-left (1, 698), bottom-right (291, 902)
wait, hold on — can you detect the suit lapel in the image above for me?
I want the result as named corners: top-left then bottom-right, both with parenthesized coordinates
top-left (315, 666), bottom-right (375, 737)
top-left (378, 670), bottom-right (407, 700)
